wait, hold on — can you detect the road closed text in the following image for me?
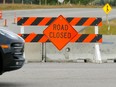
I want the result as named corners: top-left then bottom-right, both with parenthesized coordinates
top-left (49, 24), bottom-right (71, 38)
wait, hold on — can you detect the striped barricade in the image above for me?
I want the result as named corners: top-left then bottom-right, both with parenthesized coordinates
top-left (17, 17), bottom-right (103, 43)
top-left (18, 33), bottom-right (102, 43)
top-left (17, 15), bottom-right (103, 63)
top-left (17, 17), bottom-right (102, 26)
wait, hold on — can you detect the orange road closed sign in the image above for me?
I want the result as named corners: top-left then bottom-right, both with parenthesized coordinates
top-left (44, 15), bottom-right (78, 50)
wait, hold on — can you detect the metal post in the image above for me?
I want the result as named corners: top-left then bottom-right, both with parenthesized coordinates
top-left (106, 14), bottom-right (110, 34)
top-left (42, 43), bottom-right (46, 62)
top-left (94, 26), bottom-right (102, 63)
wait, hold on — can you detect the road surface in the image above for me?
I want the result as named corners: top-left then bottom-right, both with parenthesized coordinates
top-left (0, 63), bottom-right (116, 87)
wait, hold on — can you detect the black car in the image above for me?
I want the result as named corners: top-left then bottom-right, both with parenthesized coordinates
top-left (0, 27), bottom-right (25, 75)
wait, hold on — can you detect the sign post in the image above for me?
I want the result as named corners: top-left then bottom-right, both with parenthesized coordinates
top-left (103, 3), bottom-right (112, 34)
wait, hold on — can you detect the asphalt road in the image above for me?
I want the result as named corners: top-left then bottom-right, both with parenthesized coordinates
top-left (1, 8), bottom-right (116, 33)
top-left (0, 63), bottom-right (116, 87)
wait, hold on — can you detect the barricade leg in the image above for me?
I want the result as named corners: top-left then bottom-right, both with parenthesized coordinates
top-left (95, 44), bottom-right (102, 63)
top-left (94, 26), bottom-right (102, 63)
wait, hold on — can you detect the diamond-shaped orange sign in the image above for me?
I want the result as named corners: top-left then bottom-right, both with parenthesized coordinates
top-left (43, 15), bottom-right (78, 50)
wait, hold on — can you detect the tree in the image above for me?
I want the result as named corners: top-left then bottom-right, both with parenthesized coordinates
top-left (12, 0), bottom-right (14, 4)
top-left (3, 0), bottom-right (6, 4)
top-left (22, 0), bottom-right (24, 4)
top-left (63, 0), bottom-right (94, 5)
top-left (78, 0), bottom-right (94, 5)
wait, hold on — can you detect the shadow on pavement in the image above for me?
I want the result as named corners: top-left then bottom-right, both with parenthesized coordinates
top-left (0, 82), bottom-right (25, 87)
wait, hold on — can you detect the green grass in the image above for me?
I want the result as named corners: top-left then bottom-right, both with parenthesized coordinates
top-left (0, 4), bottom-right (98, 10)
top-left (80, 19), bottom-right (116, 35)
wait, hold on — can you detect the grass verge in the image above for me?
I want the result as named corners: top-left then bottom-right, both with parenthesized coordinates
top-left (0, 4), bottom-right (98, 10)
